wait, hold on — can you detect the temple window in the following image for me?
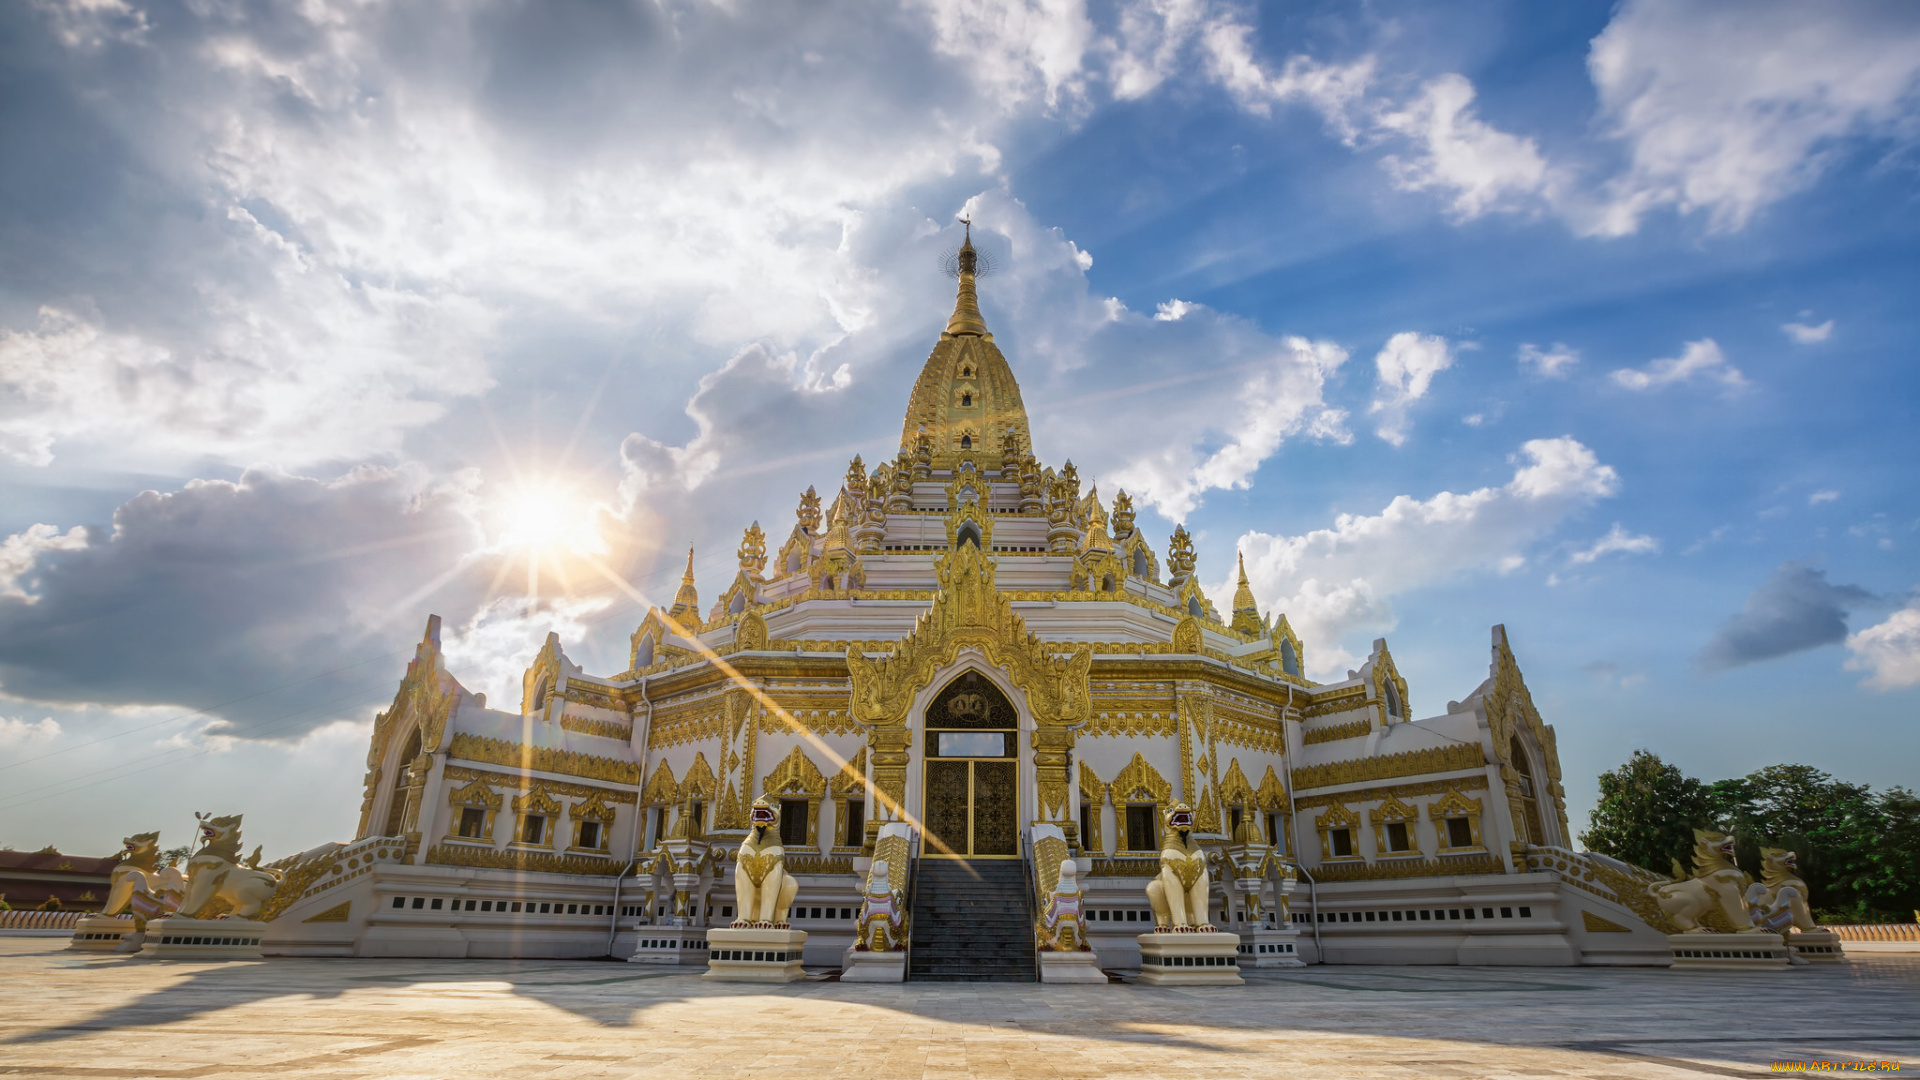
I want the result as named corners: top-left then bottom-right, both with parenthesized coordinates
top-left (458, 808), bottom-right (486, 839)
top-left (1328, 828), bottom-right (1354, 858)
top-left (1228, 806), bottom-right (1243, 838)
top-left (1132, 548), bottom-right (1150, 577)
top-left (839, 796), bottom-right (864, 849)
top-left (779, 799), bottom-right (809, 847)
top-left (1383, 678), bottom-right (1403, 719)
top-left (575, 820), bottom-right (602, 851)
top-left (729, 592), bottom-right (745, 615)
top-left (1370, 796), bottom-right (1420, 857)
top-left (1318, 803), bottom-right (1362, 861)
top-left (1124, 804), bottom-right (1159, 851)
top-left (786, 549), bottom-right (803, 574)
top-left (1266, 811), bottom-right (1286, 849)
top-left (1101, 573), bottom-right (1115, 592)
top-left (1281, 640), bottom-right (1300, 677)
top-left (961, 392), bottom-right (973, 406)
top-left (635, 633), bottom-right (656, 668)
top-left (1429, 787), bottom-right (1485, 852)
top-left (1079, 801), bottom-right (1094, 851)
top-left (1187, 597), bottom-right (1203, 618)
top-left (382, 729), bottom-right (422, 836)
top-left (956, 521), bottom-right (982, 549)
top-left (520, 815), bottom-right (546, 845)
top-left (645, 806), bottom-right (666, 849)
top-left (960, 434), bottom-right (972, 449)
top-left (531, 678), bottom-right (550, 714)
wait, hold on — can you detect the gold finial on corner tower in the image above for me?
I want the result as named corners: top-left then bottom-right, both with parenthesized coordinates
top-left (1231, 550), bottom-right (1263, 636)
top-left (669, 544), bottom-right (699, 619)
top-left (944, 216), bottom-right (991, 338)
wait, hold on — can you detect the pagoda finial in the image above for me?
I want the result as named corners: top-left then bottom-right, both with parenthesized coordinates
top-left (945, 217), bottom-right (989, 337)
top-left (1231, 550), bottom-right (1263, 636)
top-left (669, 545), bottom-right (700, 620)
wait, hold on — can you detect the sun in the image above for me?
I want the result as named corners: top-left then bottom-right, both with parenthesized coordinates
top-left (493, 483), bottom-right (603, 557)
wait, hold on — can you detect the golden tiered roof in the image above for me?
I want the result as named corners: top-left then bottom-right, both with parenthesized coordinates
top-left (898, 224), bottom-right (1032, 462)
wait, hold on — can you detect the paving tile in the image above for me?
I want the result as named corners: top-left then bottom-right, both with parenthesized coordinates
top-left (0, 940), bottom-right (1914, 1078)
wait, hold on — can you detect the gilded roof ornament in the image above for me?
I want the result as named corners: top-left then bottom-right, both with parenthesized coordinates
top-left (669, 545), bottom-right (699, 619)
top-left (1230, 551), bottom-right (1263, 636)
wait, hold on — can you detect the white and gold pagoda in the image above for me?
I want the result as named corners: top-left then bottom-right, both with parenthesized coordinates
top-left (258, 227), bottom-right (1680, 972)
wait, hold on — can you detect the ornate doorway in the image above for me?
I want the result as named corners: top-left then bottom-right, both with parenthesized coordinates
top-left (921, 671), bottom-right (1020, 858)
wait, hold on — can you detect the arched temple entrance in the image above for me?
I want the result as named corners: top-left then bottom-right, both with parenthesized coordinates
top-left (920, 670), bottom-right (1020, 858)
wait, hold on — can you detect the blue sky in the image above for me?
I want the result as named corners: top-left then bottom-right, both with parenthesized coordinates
top-left (1, 0), bottom-right (1916, 855)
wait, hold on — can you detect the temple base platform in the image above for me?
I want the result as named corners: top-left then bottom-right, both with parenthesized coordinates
top-left (140, 917), bottom-right (266, 959)
top-left (1666, 932), bottom-right (1789, 970)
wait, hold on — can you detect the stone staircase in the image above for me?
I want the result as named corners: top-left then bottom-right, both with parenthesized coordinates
top-left (907, 859), bottom-right (1036, 982)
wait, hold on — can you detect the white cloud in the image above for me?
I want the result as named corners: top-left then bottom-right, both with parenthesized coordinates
top-left (1610, 339), bottom-right (1746, 392)
top-left (1585, 0), bottom-right (1920, 236)
top-left (0, 716), bottom-right (62, 745)
top-left (1569, 523), bottom-right (1660, 565)
top-left (1783, 319), bottom-right (1835, 344)
top-left (1809, 489), bottom-right (1841, 505)
top-left (911, 0), bottom-right (1094, 109)
top-left (1154, 299), bottom-right (1196, 321)
top-left (1374, 75), bottom-right (1560, 221)
top-left (1232, 437), bottom-right (1620, 676)
top-left (1518, 342), bottom-right (1580, 378)
top-left (1847, 597), bottom-right (1920, 690)
top-left (0, 524), bottom-right (90, 601)
top-left (1368, 332), bottom-right (1455, 446)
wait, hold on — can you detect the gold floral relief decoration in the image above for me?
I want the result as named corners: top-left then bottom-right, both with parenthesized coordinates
top-left (558, 714), bottom-right (633, 741)
top-left (1484, 627), bottom-right (1571, 840)
top-left (358, 617), bottom-right (461, 838)
top-left (640, 759), bottom-right (679, 806)
top-left (832, 747), bottom-right (868, 797)
top-left (447, 777), bottom-right (502, 810)
top-left (521, 633), bottom-right (569, 718)
top-left (447, 732), bottom-right (642, 785)
top-left (1219, 759), bottom-right (1254, 807)
top-left (574, 789), bottom-right (618, 823)
top-left (441, 765), bottom-right (637, 804)
top-left (681, 752), bottom-right (718, 800)
top-left (762, 744), bottom-right (827, 797)
top-left (1291, 743), bottom-right (1485, 790)
top-left (1078, 760), bottom-right (1107, 805)
top-left (1300, 687), bottom-right (1367, 718)
top-left (512, 784), bottom-right (562, 815)
top-left (1290, 774), bottom-right (1489, 811)
top-left (1109, 751), bottom-right (1172, 805)
top-left (1304, 718), bottom-right (1371, 745)
top-left (1255, 765), bottom-right (1289, 812)
top-left (1309, 852), bottom-right (1504, 883)
top-left (1080, 711), bottom-right (1177, 738)
top-left (1370, 642), bottom-right (1411, 722)
top-left (845, 543), bottom-right (1092, 732)
top-left (425, 845), bottom-right (614, 877)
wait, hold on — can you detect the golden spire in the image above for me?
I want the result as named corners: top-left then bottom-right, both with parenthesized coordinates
top-left (669, 545), bottom-right (699, 619)
top-left (944, 218), bottom-right (989, 337)
top-left (1231, 551), bottom-right (1263, 636)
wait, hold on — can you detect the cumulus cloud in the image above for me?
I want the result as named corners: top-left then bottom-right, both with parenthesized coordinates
top-left (1569, 524), bottom-right (1660, 565)
top-left (1585, 0), bottom-right (1920, 236)
top-left (0, 467), bottom-right (494, 738)
top-left (1696, 563), bottom-right (1878, 672)
top-left (1374, 75), bottom-right (1560, 221)
top-left (1610, 339), bottom-right (1746, 392)
top-left (1231, 437), bottom-right (1621, 676)
top-left (1846, 597), bottom-right (1920, 690)
top-left (1784, 319), bottom-right (1835, 344)
top-left (1368, 332), bottom-right (1455, 446)
top-left (1518, 343), bottom-right (1580, 378)
top-left (1809, 489), bottom-right (1841, 506)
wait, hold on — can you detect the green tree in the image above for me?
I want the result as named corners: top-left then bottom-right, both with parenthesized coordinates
top-left (1579, 750), bottom-right (1711, 875)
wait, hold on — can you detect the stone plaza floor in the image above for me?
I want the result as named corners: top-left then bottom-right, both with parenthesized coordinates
top-left (0, 938), bottom-right (1914, 1079)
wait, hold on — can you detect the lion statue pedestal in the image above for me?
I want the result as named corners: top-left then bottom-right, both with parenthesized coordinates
top-left (704, 798), bottom-right (807, 983)
top-left (69, 915), bottom-right (142, 953)
top-left (1665, 931), bottom-right (1790, 970)
top-left (139, 916), bottom-right (269, 959)
top-left (1135, 804), bottom-right (1242, 986)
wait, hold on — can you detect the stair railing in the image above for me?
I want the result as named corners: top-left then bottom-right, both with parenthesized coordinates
top-left (902, 830), bottom-right (922, 980)
top-left (1020, 830), bottom-right (1040, 982)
